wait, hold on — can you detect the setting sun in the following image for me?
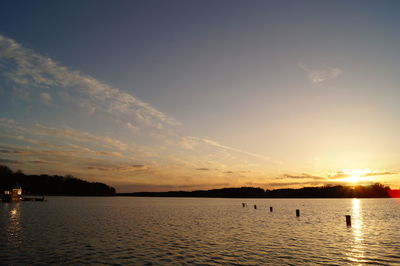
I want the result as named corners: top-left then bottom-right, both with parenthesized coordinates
top-left (336, 169), bottom-right (374, 184)
top-left (346, 176), bottom-right (363, 184)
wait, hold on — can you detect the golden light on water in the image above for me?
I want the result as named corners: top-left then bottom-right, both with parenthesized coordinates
top-left (348, 198), bottom-right (365, 264)
top-left (10, 208), bottom-right (17, 216)
top-left (7, 206), bottom-right (22, 247)
top-left (352, 199), bottom-right (363, 241)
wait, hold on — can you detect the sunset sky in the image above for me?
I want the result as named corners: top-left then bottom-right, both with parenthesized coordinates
top-left (1, 0), bottom-right (400, 192)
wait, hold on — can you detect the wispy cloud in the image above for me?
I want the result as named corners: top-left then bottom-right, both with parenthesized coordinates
top-left (223, 171), bottom-right (234, 174)
top-left (87, 164), bottom-right (148, 172)
top-left (328, 171), bottom-right (349, 179)
top-left (299, 63), bottom-right (342, 85)
top-left (0, 119), bottom-right (128, 151)
top-left (0, 158), bottom-right (20, 164)
top-left (0, 149), bottom-right (30, 155)
top-left (0, 36), bottom-right (278, 167)
top-left (264, 180), bottom-right (332, 187)
top-left (363, 171), bottom-right (397, 177)
top-left (0, 115), bottom-right (280, 192)
top-left (0, 35), bottom-right (284, 191)
top-left (32, 124), bottom-right (128, 150)
top-left (191, 137), bottom-right (276, 163)
top-left (117, 182), bottom-right (231, 192)
top-left (328, 169), bottom-right (398, 179)
top-left (123, 122), bottom-right (139, 133)
top-left (0, 35), bottom-right (179, 129)
top-left (40, 92), bottom-right (52, 102)
top-left (282, 173), bottom-right (326, 180)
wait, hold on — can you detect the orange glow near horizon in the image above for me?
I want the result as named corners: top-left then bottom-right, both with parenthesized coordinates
top-left (336, 169), bottom-right (375, 184)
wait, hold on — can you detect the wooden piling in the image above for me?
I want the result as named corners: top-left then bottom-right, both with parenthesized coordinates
top-left (346, 215), bottom-right (351, 226)
top-left (270, 206), bottom-right (273, 212)
top-left (242, 203), bottom-right (246, 207)
top-left (254, 205), bottom-right (257, 209)
top-left (296, 209), bottom-right (300, 217)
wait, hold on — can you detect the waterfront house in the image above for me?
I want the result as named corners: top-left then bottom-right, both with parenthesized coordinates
top-left (12, 183), bottom-right (23, 201)
top-left (2, 184), bottom-right (23, 202)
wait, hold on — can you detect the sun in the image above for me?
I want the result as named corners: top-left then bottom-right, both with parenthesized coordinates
top-left (346, 175), bottom-right (362, 184)
top-left (337, 169), bottom-right (372, 184)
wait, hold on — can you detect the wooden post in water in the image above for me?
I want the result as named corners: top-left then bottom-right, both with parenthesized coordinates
top-left (270, 206), bottom-right (273, 212)
top-left (242, 203), bottom-right (246, 207)
top-left (254, 205), bottom-right (257, 209)
top-left (296, 209), bottom-right (300, 217)
top-left (346, 215), bottom-right (351, 226)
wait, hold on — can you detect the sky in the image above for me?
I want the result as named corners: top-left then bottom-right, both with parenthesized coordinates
top-left (1, 0), bottom-right (400, 192)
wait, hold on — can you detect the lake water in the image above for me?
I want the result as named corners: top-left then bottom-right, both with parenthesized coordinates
top-left (1, 197), bottom-right (400, 265)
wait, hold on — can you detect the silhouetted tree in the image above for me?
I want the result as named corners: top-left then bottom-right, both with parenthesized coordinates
top-left (0, 165), bottom-right (115, 196)
top-left (121, 183), bottom-right (394, 198)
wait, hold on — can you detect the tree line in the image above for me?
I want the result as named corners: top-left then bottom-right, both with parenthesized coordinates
top-left (0, 165), bottom-right (116, 196)
top-left (120, 183), bottom-right (399, 198)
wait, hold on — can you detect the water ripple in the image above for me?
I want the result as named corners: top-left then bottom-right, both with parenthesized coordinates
top-left (1, 198), bottom-right (400, 265)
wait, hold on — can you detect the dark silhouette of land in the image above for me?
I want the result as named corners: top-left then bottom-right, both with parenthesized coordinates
top-left (0, 165), bottom-right (115, 196)
top-left (120, 183), bottom-right (400, 198)
top-left (2, 164), bottom-right (399, 198)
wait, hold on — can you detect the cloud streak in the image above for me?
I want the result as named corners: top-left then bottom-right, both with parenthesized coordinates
top-left (0, 119), bottom-right (128, 151)
top-left (192, 137), bottom-right (276, 163)
top-left (264, 180), bottom-right (334, 187)
top-left (299, 63), bottom-right (342, 85)
top-left (40, 92), bottom-right (52, 102)
top-left (282, 173), bottom-right (326, 180)
top-left (0, 35), bottom-right (178, 129)
top-left (196, 168), bottom-right (210, 171)
top-left (0, 158), bottom-right (20, 164)
top-left (0, 36), bottom-right (284, 191)
top-left (328, 170), bottom-right (398, 179)
top-left (87, 164), bottom-right (148, 172)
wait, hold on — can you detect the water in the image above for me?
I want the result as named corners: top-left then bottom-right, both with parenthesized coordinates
top-left (1, 197), bottom-right (400, 265)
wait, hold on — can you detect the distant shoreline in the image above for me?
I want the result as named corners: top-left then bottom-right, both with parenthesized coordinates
top-left (118, 184), bottom-right (400, 198)
top-left (116, 195), bottom-right (400, 199)
top-left (116, 194), bottom-right (400, 199)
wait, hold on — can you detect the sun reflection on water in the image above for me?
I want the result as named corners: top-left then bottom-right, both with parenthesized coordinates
top-left (348, 198), bottom-right (364, 264)
top-left (10, 208), bottom-right (18, 216)
top-left (7, 205), bottom-right (23, 247)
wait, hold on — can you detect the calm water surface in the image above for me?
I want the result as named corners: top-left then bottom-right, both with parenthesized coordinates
top-left (1, 197), bottom-right (400, 265)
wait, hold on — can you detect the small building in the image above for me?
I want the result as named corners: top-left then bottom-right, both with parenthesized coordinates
top-left (2, 184), bottom-right (23, 202)
top-left (12, 184), bottom-right (23, 201)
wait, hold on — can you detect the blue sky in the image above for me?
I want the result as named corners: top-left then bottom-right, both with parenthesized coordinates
top-left (1, 0), bottom-right (400, 191)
